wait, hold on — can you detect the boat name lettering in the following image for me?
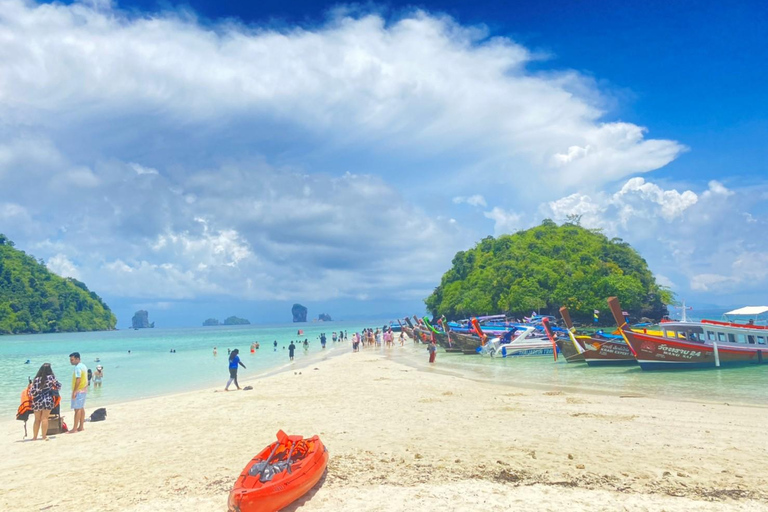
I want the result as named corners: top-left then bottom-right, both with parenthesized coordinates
top-left (658, 344), bottom-right (702, 359)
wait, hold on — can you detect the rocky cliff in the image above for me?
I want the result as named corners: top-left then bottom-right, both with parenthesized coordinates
top-left (132, 310), bottom-right (154, 329)
top-left (292, 303), bottom-right (307, 323)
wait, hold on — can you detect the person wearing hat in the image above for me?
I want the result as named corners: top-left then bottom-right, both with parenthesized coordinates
top-left (93, 365), bottom-right (104, 388)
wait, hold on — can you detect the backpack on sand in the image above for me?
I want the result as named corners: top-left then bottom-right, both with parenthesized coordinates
top-left (89, 408), bottom-right (107, 422)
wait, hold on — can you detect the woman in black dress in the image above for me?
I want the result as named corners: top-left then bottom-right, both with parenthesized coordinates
top-left (29, 363), bottom-right (62, 440)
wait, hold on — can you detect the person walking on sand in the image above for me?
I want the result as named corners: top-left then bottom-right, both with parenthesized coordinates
top-left (93, 365), bottom-right (104, 388)
top-left (289, 341), bottom-right (296, 361)
top-left (225, 349), bottom-right (246, 391)
top-left (428, 341), bottom-right (437, 363)
top-left (29, 363), bottom-right (61, 441)
top-left (69, 352), bottom-right (88, 433)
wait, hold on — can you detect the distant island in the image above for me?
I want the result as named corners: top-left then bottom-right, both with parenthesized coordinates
top-left (318, 313), bottom-right (332, 321)
top-left (0, 234), bottom-right (116, 334)
top-left (203, 316), bottom-right (250, 326)
top-left (292, 303), bottom-right (307, 322)
top-left (132, 310), bottom-right (154, 329)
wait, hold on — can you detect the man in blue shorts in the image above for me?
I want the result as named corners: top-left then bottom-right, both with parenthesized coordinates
top-left (69, 352), bottom-right (88, 433)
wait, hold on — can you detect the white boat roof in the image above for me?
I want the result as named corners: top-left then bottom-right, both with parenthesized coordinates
top-left (724, 306), bottom-right (768, 316)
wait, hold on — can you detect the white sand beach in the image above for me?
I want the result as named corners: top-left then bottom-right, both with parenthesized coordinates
top-left (2, 346), bottom-right (766, 511)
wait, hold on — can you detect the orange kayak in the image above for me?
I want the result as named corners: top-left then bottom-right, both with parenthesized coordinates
top-left (228, 430), bottom-right (328, 512)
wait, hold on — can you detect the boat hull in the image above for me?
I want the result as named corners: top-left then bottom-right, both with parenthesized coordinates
top-left (580, 337), bottom-right (637, 366)
top-left (448, 331), bottom-right (483, 353)
top-left (555, 338), bottom-right (585, 363)
top-left (624, 330), bottom-right (768, 370)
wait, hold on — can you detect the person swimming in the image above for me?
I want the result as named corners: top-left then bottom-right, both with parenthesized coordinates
top-left (24, 359), bottom-right (31, 364)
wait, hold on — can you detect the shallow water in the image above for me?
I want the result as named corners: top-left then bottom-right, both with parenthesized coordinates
top-left (0, 321), bottom-right (384, 415)
top-left (387, 343), bottom-right (768, 406)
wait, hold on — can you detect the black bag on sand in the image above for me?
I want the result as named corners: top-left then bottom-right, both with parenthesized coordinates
top-left (89, 408), bottom-right (107, 422)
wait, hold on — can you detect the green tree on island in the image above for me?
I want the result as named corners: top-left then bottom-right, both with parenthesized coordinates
top-left (425, 220), bottom-right (672, 324)
top-left (0, 234), bottom-right (116, 334)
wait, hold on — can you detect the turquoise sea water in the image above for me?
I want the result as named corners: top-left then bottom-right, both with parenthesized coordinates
top-left (0, 321), bottom-right (384, 416)
top-left (391, 347), bottom-right (768, 406)
top-left (4, 320), bottom-right (766, 420)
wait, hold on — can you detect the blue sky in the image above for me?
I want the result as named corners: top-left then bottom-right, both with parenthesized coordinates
top-left (1, 0), bottom-right (766, 326)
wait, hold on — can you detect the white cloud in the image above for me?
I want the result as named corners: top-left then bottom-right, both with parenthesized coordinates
top-left (453, 195), bottom-right (487, 207)
top-left (483, 207), bottom-right (522, 236)
top-left (0, 1), bottom-right (695, 309)
top-left (46, 254), bottom-right (81, 280)
top-left (543, 177), bottom-right (768, 303)
top-left (0, 1), bottom-right (682, 191)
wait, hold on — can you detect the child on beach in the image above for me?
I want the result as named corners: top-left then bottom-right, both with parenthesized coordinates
top-left (225, 349), bottom-right (247, 391)
top-left (93, 365), bottom-right (103, 388)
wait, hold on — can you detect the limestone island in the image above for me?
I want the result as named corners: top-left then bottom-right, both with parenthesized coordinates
top-left (292, 303), bottom-right (308, 322)
top-left (132, 310), bottom-right (154, 329)
top-left (203, 316), bottom-right (251, 326)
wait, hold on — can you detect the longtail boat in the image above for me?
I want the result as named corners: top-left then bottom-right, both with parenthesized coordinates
top-left (608, 297), bottom-right (768, 370)
top-left (560, 306), bottom-right (636, 366)
top-left (541, 316), bottom-right (585, 363)
top-left (449, 331), bottom-right (484, 354)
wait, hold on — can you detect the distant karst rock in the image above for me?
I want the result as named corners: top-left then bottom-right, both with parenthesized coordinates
top-left (132, 310), bottom-right (154, 329)
top-left (203, 318), bottom-right (219, 326)
top-left (318, 313), bottom-right (332, 322)
top-left (292, 303), bottom-right (308, 323)
top-left (224, 316), bottom-right (250, 325)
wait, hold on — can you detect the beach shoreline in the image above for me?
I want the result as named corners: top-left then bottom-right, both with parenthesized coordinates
top-left (2, 346), bottom-right (766, 511)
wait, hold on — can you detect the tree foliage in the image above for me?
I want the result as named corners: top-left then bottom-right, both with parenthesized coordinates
top-left (0, 234), bottom-right (116, 334)
top-left (425, 221), bottom-right (671, 324)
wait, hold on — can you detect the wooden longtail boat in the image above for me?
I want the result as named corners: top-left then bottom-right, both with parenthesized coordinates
top-left (448, 331), bottom-right (484, 354)
top-left (560, 306), bottom-right (636, 366)
top-left (541, 316), bottom-right (585, 363)
top-left (608, 297), bottom-right (768, 370)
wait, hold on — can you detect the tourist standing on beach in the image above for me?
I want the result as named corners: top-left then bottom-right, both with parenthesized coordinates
top-left (320, 333), bottom-right (327, 349)
top-left (213, 347), bottom-right (217, 356)
top-left (69, 352), bottom-right (87, 433)
top-left (428, 341), bottom-right (437, 363)
top-left (225, 349), bottom-right (246, 391)
top-left (29, 363), bottom-right (61, 441)
top-left (93, 365), bottom-right (104, 388)
top-left (288, 341), bottom-right (296, 361)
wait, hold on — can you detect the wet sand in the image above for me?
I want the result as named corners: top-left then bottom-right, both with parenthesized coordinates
top-left (1, 344), bottom-right (766, 511)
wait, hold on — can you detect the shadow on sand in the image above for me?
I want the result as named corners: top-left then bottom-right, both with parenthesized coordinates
top-left (282, 470), bottom-right (328, 511)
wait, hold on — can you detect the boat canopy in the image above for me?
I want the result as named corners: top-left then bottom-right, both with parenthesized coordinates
top-left (724, 306), bottom-right (768, 316)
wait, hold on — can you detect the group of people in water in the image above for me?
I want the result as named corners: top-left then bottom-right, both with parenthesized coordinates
top-left (350, 327), bottom-right (404, 352)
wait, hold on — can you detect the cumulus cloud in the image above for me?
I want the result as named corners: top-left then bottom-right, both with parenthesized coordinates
top-left (483, 207), bottom-right (522, 236)
top-left (0, 1), bottom-right (693, 312)
top-left (46, 254), bottom-right (81, 280)
top-left (453, 195), bottom-right (487, 207)
top-left (543, 178), bottom-right (768, 302)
